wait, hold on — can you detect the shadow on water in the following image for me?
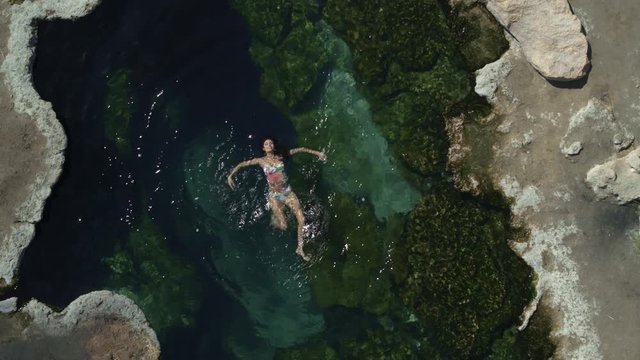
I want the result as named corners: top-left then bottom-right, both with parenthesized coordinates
top-left (16, 0), bottom-right (309, 358)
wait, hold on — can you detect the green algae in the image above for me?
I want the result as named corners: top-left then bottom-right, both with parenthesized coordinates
top-left (274, 342), bottom-right (339, 360)
top-left (274, 316), bottom-right (444, 360)
top-left (393, 190), bottom-right (534, 358)
top-left (339, 327), bottom-right (439, 360)
top-left (323, 0), bottom-right (452, 85)
top-left (488, 304), bottom-right (556, 359)
top-left (446, 1), bottom-right (509, 71)
top-left (323, 0), bottom-right (473, 177)
top-left (104, 211), bottom-right (202, 332)
top-left (234, 0), bottom-right (328, 112)
top-left (104, 69), bottom-right (136, 154)
top-left (306, 192), bottom-right (398, 314)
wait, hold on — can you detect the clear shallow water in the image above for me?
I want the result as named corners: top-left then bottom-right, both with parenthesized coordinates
top-left (16, 0), bottom-right (416, 358)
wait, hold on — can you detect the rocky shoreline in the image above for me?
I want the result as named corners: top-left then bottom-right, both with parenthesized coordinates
top-left (0, 291), bottom-right (160, 359)
top-left (0, 0), bottom-right (101, 288)
top-left (0, 0), bottom-right (160, 358)
top-left (462, 0), bottom-right (640, 358)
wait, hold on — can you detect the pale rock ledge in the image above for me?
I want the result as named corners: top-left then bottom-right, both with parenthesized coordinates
top-left (0, 0), bottom-right (100, 286)
top-left (2, 291), bottom-right (160, 359)
top-left (586, 148), bottom-right (640, 204)
top-left (560, 98), bottom-right (634, 157)
top-left (485, 0), bottom-right (590, 81)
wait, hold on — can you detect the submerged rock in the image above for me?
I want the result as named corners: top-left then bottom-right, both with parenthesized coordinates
top-left (485, 0), bottom-right (589, 81)
top-left (0, 0), bottom-right (100, 288)
top-left (104, 211), bottom-right (203, 333)
top-left (394, 191), bottom-right (534, 358)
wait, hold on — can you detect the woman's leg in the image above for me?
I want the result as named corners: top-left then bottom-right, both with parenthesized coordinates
top-left (284, 191), bottom-right (309, 261)
top-left (268, 195), bottom-right (287, 230)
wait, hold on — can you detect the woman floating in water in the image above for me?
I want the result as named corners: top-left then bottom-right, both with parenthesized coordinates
top-left (227, 137), bottom-right (326, 261)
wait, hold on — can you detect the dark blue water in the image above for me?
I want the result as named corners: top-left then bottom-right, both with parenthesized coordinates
top-left (18, 0), bottom-right (303, 358)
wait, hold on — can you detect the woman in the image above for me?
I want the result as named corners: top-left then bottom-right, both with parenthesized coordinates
top-left (227, 137), bottom-right (326, 261)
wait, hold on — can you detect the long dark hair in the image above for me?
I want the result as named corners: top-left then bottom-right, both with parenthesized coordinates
top-left (260, 135), bottom-right (290, 160)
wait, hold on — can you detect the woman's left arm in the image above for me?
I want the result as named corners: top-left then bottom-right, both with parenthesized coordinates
top-left (290, 147), bottom-right (327, 161)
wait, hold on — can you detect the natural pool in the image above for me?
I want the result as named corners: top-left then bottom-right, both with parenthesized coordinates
top-left (16, 0), bottom-right (554, 359)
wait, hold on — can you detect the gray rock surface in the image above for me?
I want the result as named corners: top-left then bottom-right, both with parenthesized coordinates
top-left (559, 98), bottom-right (634, 157)
top-left (485, 0), bottom-right (589, 80)
top-left (467, 1), bottom-right (640, 358)
top-left (475, 54), bottom-right (513, 103)
top-left (586, 148), bottom-right (640, 204)
top-left (23, 291), bottom-right (157, 340)
top-left (0, 291), bottom-right (160, 359)
top-left (0, 297), bottom-right (17, 313)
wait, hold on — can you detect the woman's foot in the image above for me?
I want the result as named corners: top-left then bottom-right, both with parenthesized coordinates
top-left (296, 246), bottom-right (310, 261)
top-left (271, 217), bottom-right (287, 230)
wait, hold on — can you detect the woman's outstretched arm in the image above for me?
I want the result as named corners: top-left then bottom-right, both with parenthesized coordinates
top-left (227, 158), bottom-right (261, 190)
top-left (290, 147), bottom-right (327, 161)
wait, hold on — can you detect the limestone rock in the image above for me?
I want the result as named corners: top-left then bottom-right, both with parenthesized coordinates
top-left (446, 116), bottom-right (481, 195)
top-left (563, 141), bottom-right (583, 156)
top-left (499, 175), bottom-right (544, 216)
top-left (560, 98), bottom-right (634, 158)
top-left (475, 55), bottom-right (513, 103)
top-left (485, 0), bottom-right (589, 81)
top-left (586, 148), bottom-right (640, 204)
top-left (0, 297), bottom-right (17, 313)
top-left (0, 0), bottom-right (100, 287)
top-left (18, 291), bottom-right (161, 359)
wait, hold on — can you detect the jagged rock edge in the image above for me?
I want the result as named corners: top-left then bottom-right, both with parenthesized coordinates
top-left (0, 0), bottom-right (101, 285)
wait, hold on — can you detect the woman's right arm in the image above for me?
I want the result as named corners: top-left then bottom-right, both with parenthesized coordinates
top-left (227, 158), bottom-right (261, 190)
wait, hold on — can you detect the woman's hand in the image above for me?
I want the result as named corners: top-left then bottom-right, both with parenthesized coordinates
top-left (317, 152), bottom-right (327, 161)
top-left (227, 174), bottom-right (236, 190)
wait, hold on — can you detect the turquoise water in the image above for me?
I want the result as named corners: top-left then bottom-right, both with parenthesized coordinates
top-left (289, 23), bottom-right (422, 220)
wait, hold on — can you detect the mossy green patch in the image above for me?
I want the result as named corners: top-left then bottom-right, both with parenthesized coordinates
top-left (275, 341), bottom-right (339, 360)
top-left (394, 190), bottom-right (534, 358)
top-left (307, 192), bottom-right (399, 314)
top-left (104, 69), bottom-right (136, 154)
top-left (488, 304), bottom-right (556, 359)
top-left (231, 0), bottom-right (291, 46)
top-left (104, 211), bottom-right (202, 332)
top-left (275, 320), bottom-right (441, 360)
top-left (323, 0), bottom-right (452, 85)
top-left (234, 0), bottom-right (328, 112)
top-left (446, 1), bottom-right (509, 71)
top-left (323, 1), bottom-right (473, 177)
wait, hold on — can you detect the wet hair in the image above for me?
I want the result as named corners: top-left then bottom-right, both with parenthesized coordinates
top-left (260, 135), bottom-right (290, 160)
